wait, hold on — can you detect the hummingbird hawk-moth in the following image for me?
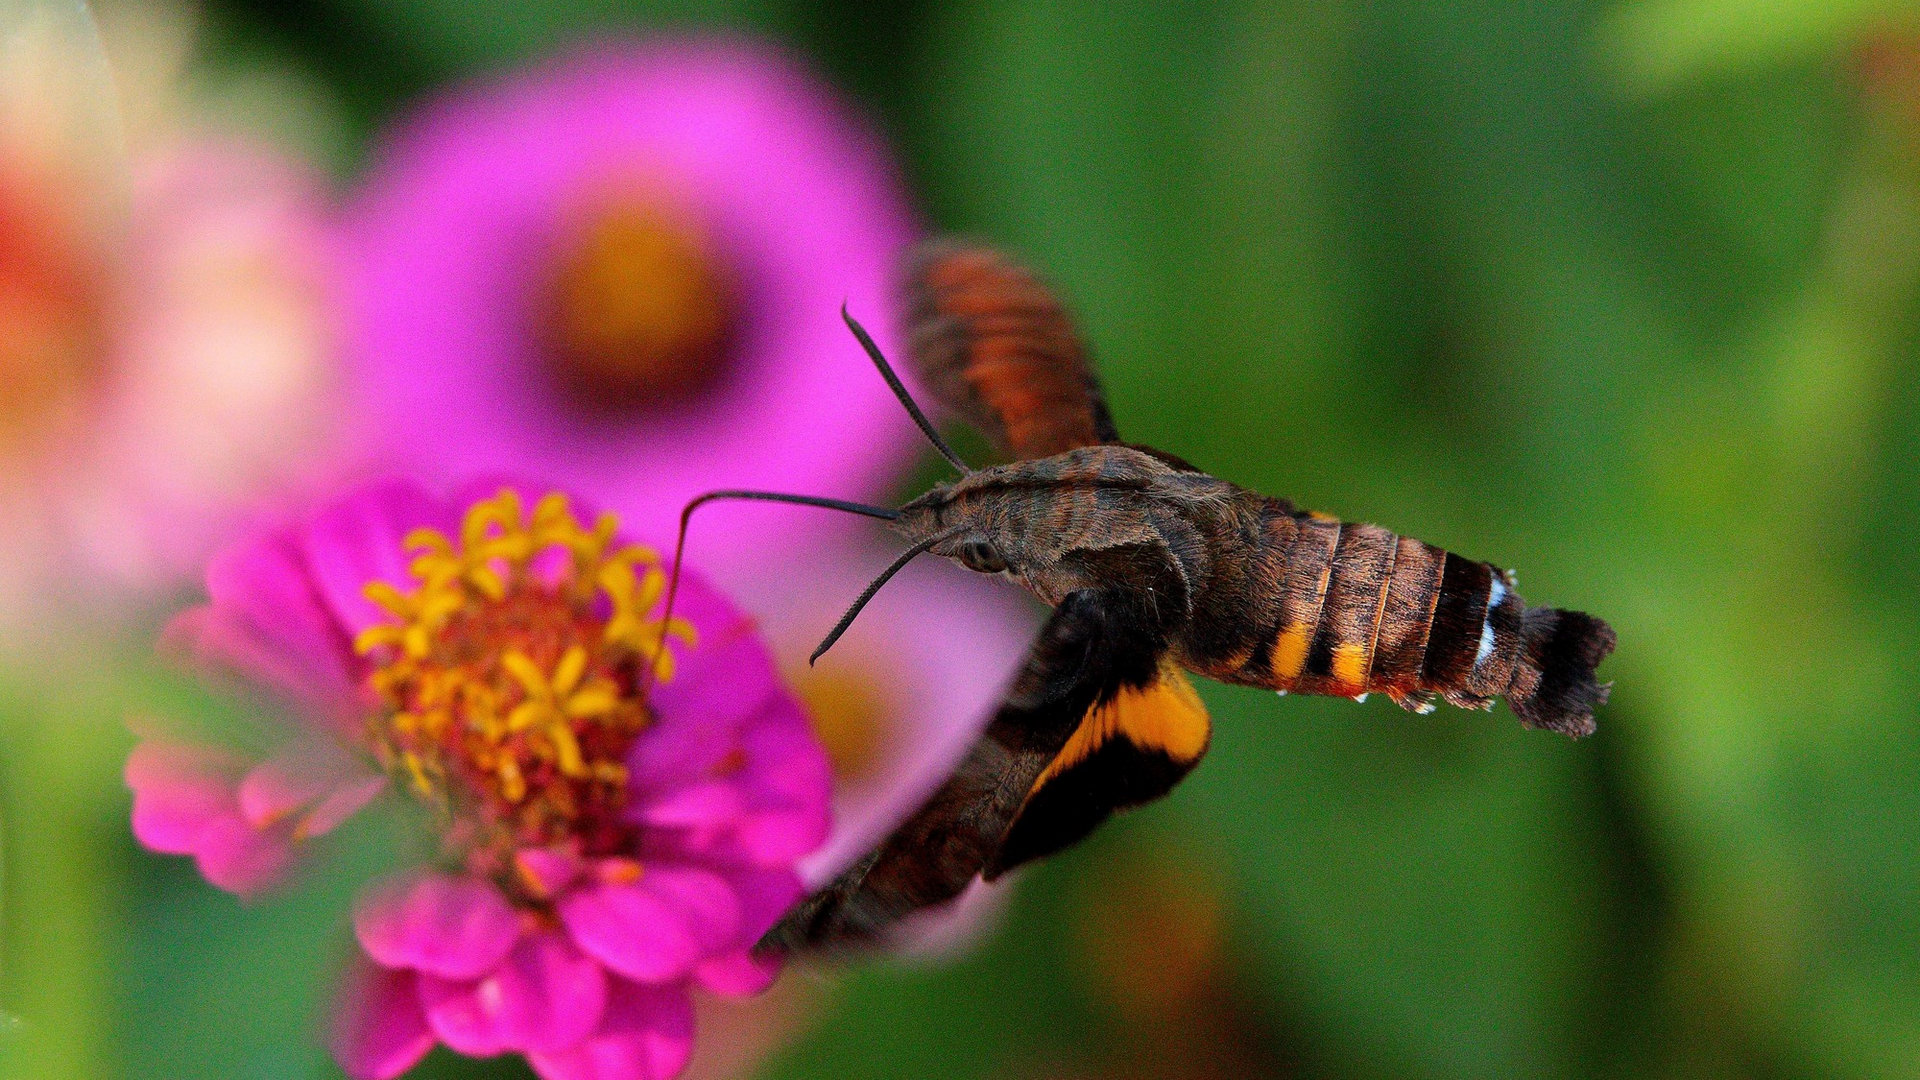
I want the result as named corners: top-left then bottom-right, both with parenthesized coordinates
top-left (664, 239), bottom-right (1617, 954)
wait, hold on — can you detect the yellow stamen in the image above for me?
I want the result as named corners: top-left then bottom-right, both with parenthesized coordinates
top-left (355, 489), bottom-right (695, 892)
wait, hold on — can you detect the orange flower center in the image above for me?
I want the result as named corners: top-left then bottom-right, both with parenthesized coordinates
top-left (355, 490), bottom-right (695, 877)
top-left (541, 193), bottom-right (735, 412)
top-left (788, 662), bottom-right (896, 788)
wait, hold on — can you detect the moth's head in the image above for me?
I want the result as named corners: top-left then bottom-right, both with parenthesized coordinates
top-left (662, 308), bottom-right (1036, 666)
top-left (892, 463), bottom-right (1049, 580)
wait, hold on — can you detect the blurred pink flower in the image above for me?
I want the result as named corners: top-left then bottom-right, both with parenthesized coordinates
top-left (344, 37), bottom-right (920, 579)
top-left (340, 37), bottom-right (1042, 965)
top-left (127, 480), bottom-right (831, 1080)
top-left (749, 546), bottom-right (1032, 890)
top-left (0, 136), bottom-right (341, 627)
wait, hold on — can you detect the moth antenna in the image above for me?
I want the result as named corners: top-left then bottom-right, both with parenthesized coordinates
top-left (648, 490), bottom-right (901, 694)
top-left (842, 303), bottom-right (972, 475)
top-left (810, 526), bottom-right (965, 665)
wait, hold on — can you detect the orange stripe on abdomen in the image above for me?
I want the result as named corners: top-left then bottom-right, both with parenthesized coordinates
top-left (1262, 515), bottom-right (1340, 690)
top-left (1292, 523), bottom-right (1398, 698)
top-left (1366, 538), bottom-right (1447, 705)
top-left (1229, 510), bottom-right (1539, 715)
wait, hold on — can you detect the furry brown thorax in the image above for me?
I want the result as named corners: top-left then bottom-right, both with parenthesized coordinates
top-left (894, 445), bottom-right (1224, 604)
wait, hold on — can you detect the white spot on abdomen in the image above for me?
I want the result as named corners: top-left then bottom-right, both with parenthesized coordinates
top-left (1473, 577), bottom-right (1507, 669)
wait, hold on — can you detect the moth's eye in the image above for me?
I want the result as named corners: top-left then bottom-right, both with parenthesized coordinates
top-left (955, 538), bottom-right (1007, 574)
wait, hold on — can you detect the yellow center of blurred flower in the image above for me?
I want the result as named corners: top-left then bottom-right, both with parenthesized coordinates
top-left (0, 172), bottom-right (103, 454)
top-left (355, 490), bottom-right (695, 869)
top-left (541, 194), bottom-right (736, 412)
top-left (788, 663), bottom-right (896, 788)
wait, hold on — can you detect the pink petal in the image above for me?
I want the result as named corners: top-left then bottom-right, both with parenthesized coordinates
top-left (654, 628), bottom-right (780, 719)
top-left (298, 479), bottom-right (449, 636)
top-left (732, 798), bottom-right (831, 866)
top-left (297, 773), bottom-right (388, 839)
top-left (515, 847), bottom-right (586, 899)
top-left (192, 813), bottom-right (295, 897)
top-left (692, 949), bottom-right (780, 998)
top-left (626, 695), bottom-right (827, 870)
top-left (642, 632), bottom-right (780, 758)
top-left (161, 607), bottom-right (349, 730)
top-left (683, 867), bottom-right (799, 997)
top-left (557, 866), bottom-right (739, 983)
top-left (624, 697), bottom-right (743, 796)
top-left (125, 738), bottom-right (242, 853)
top-left (187, 528), bottom-right (359, 706)
top-left (727, 867), bottom-right (805, 944)
top-left (417, 929), bottom-right (607, 1055)
top-left (331, 959), bottom-right (437, 1080)
top-left (632, 781), bottom-right (745, 830)
top-left (526, 979), bottom-right (695, 1080)
top-left (732, 704), bottom-right (833, 864)
top-left (237, 747), bottom-right (340, 828)
top-left (354, 871), bottom-right (523, 979)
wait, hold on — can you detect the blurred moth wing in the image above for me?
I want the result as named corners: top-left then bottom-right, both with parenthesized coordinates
top-left (901, 237), bottom-right (1118, 458)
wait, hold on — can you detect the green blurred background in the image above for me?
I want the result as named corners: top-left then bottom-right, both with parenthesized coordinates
top-left (12, 0), bottom-right (1920, 1077)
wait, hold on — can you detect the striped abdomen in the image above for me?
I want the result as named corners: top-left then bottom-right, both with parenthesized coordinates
top-left (1197, 500), bottom-right (1614, 736)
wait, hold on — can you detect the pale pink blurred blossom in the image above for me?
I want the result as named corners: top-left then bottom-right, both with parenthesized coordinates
top-left (0, 3), bottom-right (346, 639)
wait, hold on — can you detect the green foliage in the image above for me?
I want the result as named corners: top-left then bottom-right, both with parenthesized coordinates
top-left (1596, 0), bottom-right (1920, 96)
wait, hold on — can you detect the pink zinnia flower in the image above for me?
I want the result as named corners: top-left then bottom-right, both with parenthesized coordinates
top-left (127, 480), bottom-right (831, 1079)
top-left (344, 37), bottom-right (919, 579)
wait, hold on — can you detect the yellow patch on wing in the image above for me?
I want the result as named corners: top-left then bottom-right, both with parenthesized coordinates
top-left (1033, 664), bottom-right (1210, 790)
